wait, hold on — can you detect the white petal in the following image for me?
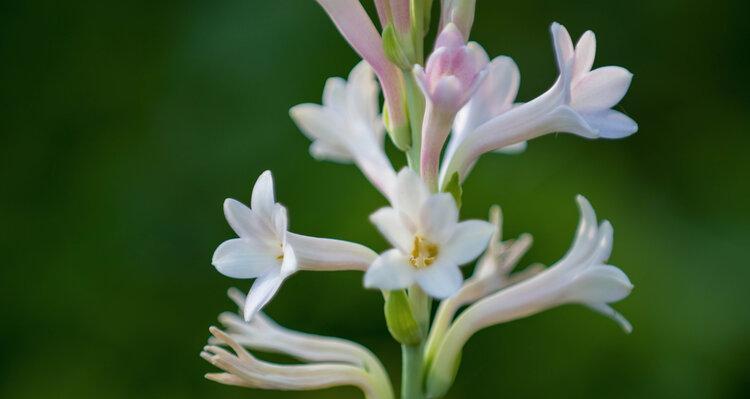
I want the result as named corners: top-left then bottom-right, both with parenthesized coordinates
top-left (590, 221), bottom-right (614, 264)
top-left (322, 76), bottom-right (347, 110)
top-left (244, 271), bottom-right (287, 321)
top-left (212, 238), bottom-right (278, 279)
top-left (419, 193), bottom-right (458, 244)
top-left (251, 171), bottom-right (276, 221)
top-left (581, 109), bottom-right (638, 139)
top-left (370, 207), bottom-right (414, 253)
top-left (574, 30), bottom-right (596, 77)
top-left (572, 66), bottom-right (633, 111)
top-left (566, 265), bottom-right (633, 304)
top-left (290, 104), bottom-right (352, 161)
top-left (394, 168), bottom-right (429, 220)
top-left (309, 140), bottom-right (352, 163)
top-left (441, 220), bottom-right (495, 265)
top-left (494, 141), bottom-right (527, 154)
top-left (363, 249), bottom-right (415, 291)
top-left (271, 204), bottom-right (288, 239)
top-left (279, 244), bottom-right (297, 276)
top-left (563, 195), bottom-right (600, 266)
top-left (223, 199), bottom-right (274, 242)
top-left (586, 303), bottom-right (633, 333)
top-left (415, 260), bottom-right (463, 299)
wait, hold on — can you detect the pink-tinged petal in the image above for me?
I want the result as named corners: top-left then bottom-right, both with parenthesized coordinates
top-left (251, 171), bottom-right (276, 221)
top-left (431, 76), bottom-right (463, 110)
top-left (574, 30), bottom-right (596, 77)
top-left (414, 260), bottom-right (463, 299)
top-left (581, 109), bottom-right (638, 139)
top-left (363, 249), bottom-right (415, 290)
top-left (394, 168), bottom-right (430, 220)
top-left (223, 199), bottom-right (274, 241)
top-left (287, 232), bottom-right (377, 271)
top-left (370, 207), bottom-right (414, 253)
top-left (572, 66), bottom-right (633, 111)
top-left (551, 22), bottom-right (574, 72)
top-left (441, 220), bottom-right (495, 265)
top-left (243, 271), bottom-right (287, 321)
top-left (565, 265), bottom-right (633, 304)
top-left (435, 23), bottom-right (466, 48)
top-left (419, 193), bottom-right (458, 244)
top-left (373, 0), bottom-right (390, 28)
top-left (315, 0), bottom-right (407, 128)
top-left (212, 238), bottom-right (278, 279)
top-left (389, 0), bottom-right (410, 33)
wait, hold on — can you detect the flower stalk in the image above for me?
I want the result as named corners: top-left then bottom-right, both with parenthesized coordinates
top-left (201, 3), bottom-right (637, 399)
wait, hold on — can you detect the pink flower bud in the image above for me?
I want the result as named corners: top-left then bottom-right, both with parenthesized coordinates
top-left (414, 24), bottom-right (487, 114)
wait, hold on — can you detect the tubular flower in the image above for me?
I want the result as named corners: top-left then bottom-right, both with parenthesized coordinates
top-left (414, 23), bottom-right (488, 188)
top-left (290, 61), bottom-right (396, 198)
top-left (212, 171), bottom-right (378, 321)
top-left (364, 168), bottom-right (494, 298)
top-left (426, 196), bottom-right (633, 397)
top-left (441, 22), bottom-right (637, 185)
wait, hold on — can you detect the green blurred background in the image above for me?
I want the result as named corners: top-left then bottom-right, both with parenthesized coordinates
top-left (2, 0), bottom-right (749, 398)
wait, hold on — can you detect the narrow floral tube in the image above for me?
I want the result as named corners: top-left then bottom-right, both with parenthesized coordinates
top-left (315, 0), bottom-right (408, 133)
top-left (202, 327), bottom-right (385, 398)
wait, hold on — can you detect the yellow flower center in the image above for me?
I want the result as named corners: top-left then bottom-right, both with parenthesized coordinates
top-left (409, 236), bottom-right (439, 269)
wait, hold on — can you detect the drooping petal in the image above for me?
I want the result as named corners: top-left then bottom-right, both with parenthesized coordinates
top-left (571, 66), bottom-right (633, 111)
top-left (363, 249), bottom-right (415, 290)
top-left (419, 193), bottom-right (459, 245)
top-left (223, 199), bottom-right (274, 242)
top-left (441, 220), bottom-right (495, 265)
top-left (370, 207), bottom-right (414, 253)
top-left (415, 260), bottom-right (463, 299)
top-left (212, 238), bottom-right (279, 279)
top-left (251, 171), bottom-right (276, 221)
top-left (586, 303), bottom-right (633, 333)
top-left (580, 109), bottom-right (638, 139)
top-left (565, 265), bottom-right (633, 304)
top-left (243, 271), bottom-right (287, 321)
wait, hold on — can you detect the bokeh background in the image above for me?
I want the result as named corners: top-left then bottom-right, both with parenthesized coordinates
top-left (2, 1), bottom-right (749, 398)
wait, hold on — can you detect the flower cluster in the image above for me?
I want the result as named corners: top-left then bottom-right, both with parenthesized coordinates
top-left (201, 2), bottom-right (637, 398)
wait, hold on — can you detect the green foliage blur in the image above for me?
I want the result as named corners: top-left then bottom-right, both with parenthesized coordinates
top-left (1, 1), bottom-right (749, 398)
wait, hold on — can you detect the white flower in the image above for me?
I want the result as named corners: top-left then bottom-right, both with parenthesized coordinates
top-left (290, 61), bottom-right (397, 198)
top-left (425, 195), bottom-right (633, 397)
top-left (364, 168), bottom-right (495, 298)
top-left (212, 171), bottom-right (296, 321)
top-left (440, 22), bottom-right (637, 185)
top-left (213, 171), bottom-right (378, 321)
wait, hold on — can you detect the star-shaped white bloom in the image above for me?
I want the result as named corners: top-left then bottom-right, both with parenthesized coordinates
top-left (364, 169), bottom-right (495, 298)
top-left (212, 171), bottom-right (297, 321)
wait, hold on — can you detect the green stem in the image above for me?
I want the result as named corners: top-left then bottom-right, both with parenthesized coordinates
top-left (403, 72), bottom-right (425, 171)
top-left (401, 343), bottom-right (426, 399)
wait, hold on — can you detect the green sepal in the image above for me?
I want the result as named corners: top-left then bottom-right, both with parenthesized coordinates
top-left (383, 104), bottom-right (412, 151)
top-left (383, 24), bottom-right (412, 70)
top-left (384, 290), bottom-right (422, 346)
top-left (443, 172), bottom-right (462, 209)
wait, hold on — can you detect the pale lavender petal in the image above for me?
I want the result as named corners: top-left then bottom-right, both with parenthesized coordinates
top-left (574, 30), bottom-right (596, 77)
top-left (551, 22), bottom-right (574, 72)
top-left (581, 109), bottom-right (638, 139)
top-left (572, 66), bottom-right (633, 111)
top-left (566, 265), bottom-right (633, 304)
